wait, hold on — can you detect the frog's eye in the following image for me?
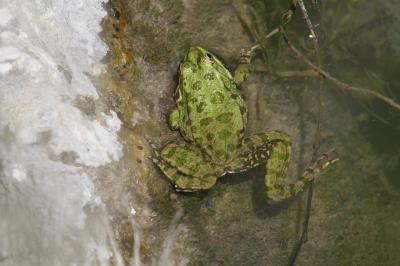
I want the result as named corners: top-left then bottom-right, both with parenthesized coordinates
top-left (206, 53), bottom-right (214, 63)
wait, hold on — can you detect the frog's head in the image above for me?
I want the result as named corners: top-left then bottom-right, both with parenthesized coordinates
top-left (180, 46), bottom-right (232, 79)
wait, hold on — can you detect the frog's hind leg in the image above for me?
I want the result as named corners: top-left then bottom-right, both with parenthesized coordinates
top-left (225, 131), bottom-right (279, 173)
top-left (227, 130), bottom-right (333, 202)
top-left (263, 132), bottom-right (336, 202)
top-left (154, 141), bottom-right (221, 191)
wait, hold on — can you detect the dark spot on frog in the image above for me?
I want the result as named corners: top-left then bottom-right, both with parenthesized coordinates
top-left (175, 156), bottom-right (186, 167)
top-left (216, 112), bottom-right (233, 123)
top-left (218, 129), bottom-right (231, 139)
top-left (196, 102), bottom-right (206, 113)
top-left (137, 145), bottom-right (144, 150)
top-left (210, 91), bottom-right (225, 104)
top-left (191, 96), bottom-right (198, 103)
top-left (136, 158), bottom-right (143, 163)
top-left (164, 147), bottom-right (177, 158)
top-left (193, 81), bottom-right (201, 91)
top-left (206, 133), bottom-right (214, 141)
top-left (204, 73), bottom-right (214, 80)
top-left (200, 117), bottom-right (213, 126)
top-left (185, 93), bottom-right (198, 104)
top-left (190, 124), bottom-right (197, 133)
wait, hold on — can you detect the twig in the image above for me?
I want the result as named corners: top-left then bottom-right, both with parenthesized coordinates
top-left (247, 27), bottom-right (281, 54)
top-left (287, 1), bottom-right (323, 265)
top-left (242, 5), bottom-right (400, 265)
top-left (251, 67), bottom-right (318, 78)
top-left (246, 27), bottom-right (400, 112)
top-left (296, 0), bottom-right (318, 41)
top-left (279, 27), bottom-right (400, 111)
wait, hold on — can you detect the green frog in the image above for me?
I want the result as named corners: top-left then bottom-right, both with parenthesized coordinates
top-left (153, 46), bottom-right (332, 202)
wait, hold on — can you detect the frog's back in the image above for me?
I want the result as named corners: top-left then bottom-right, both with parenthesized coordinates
top-left (183, 68), bottom-right (247, 164)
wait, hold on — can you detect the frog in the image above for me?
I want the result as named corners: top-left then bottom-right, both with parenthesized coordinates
top-left (153, 46), bottom-right (334, 202)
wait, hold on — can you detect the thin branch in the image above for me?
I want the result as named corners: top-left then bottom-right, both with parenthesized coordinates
top-left (279, 27), bottom-right (400, 111)
top-left (242, 6), bottom-right (400, 265)
top-left (296, 0), bottom-right (318, 41)
top-left (251, 67), bottom-right (318, 78)
top-left (288, 1), bottom-right (323, 265)
top-left (246, 25), bottom-right (400, 111)
top-left (247, 27), bottom-right (281, 54)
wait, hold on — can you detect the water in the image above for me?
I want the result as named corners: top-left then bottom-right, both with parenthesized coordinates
top-left (0, 1), bottom-right (123, 265)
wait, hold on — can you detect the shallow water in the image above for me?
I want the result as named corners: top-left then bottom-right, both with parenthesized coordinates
top-left (1, 0), bottom-right (399, 265)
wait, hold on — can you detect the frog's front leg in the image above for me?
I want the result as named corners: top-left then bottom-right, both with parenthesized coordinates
top-left (234, 49), bottom-right (252, 85)
top-left (154, 141), bottom-right (223, 191)
top-left (227, 131), bottom-right (331, 202)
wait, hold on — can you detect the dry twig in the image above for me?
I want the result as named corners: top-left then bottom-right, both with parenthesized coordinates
top-left (286, 1), bottom-right (324, 265)
top-left (244, 7), bottom-right (400, 264)
top-left (279, 27), bottom-right (400, 111)
top-left (248, 27), bottom-right (400, 112)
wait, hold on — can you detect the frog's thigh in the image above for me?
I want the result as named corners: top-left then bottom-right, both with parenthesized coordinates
top-left (158, 141), bottom-right (219, 191)
top-left (229, 130), bottom-right (303, 201)
top-left (226, 131), bottom-right (289, 173)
